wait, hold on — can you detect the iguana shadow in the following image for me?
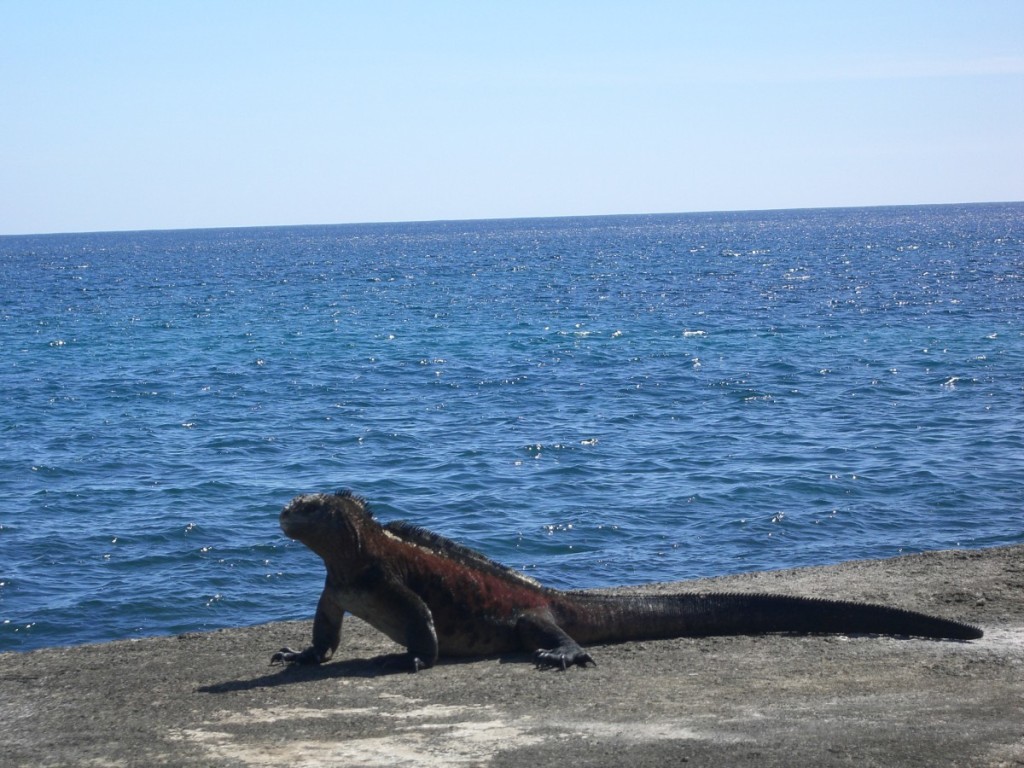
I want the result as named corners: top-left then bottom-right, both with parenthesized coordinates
top-left (197, 652), bottom-right (528, 694)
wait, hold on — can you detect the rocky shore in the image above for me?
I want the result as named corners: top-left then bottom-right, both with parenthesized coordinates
top-left (3, 544), bottom-right (1022, 767)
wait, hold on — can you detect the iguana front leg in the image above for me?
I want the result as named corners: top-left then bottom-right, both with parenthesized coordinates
top-left (349, 575), bottom-right (439, 672)
top-left (271, 579), bottom-right (343, 665)
top-left (516, 610), bottom-right (595, 670)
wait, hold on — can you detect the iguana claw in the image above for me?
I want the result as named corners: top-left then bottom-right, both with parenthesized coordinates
top-left (534, 648), bottom-right (596, 670)
top-left (270, 647), bottom-right (320, 665)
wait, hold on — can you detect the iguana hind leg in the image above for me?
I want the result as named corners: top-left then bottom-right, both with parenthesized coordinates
top-left (516, 610), bottom-right (595, 670)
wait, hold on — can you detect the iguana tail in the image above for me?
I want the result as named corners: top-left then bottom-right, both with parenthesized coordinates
top-left (561, 592), bottom-right (983, 643)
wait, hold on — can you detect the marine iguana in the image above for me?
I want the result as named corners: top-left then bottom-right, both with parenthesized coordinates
top-left (271, 491), bottom-right (983, 671)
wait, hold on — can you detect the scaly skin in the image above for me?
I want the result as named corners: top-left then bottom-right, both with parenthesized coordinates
top-left (271, 491), bottom-right (983, 671)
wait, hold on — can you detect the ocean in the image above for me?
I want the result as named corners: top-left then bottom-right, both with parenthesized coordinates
top-left (2, 203), bottom-right (1022, 653)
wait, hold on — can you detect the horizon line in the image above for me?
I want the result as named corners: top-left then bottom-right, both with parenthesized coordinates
top-left (2, 198), bottom-right (1020, 239)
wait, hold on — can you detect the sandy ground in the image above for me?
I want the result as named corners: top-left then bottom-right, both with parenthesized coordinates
top-left (2, 544), bottom-right (1022, 767)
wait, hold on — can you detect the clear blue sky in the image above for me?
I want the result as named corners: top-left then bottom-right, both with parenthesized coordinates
top-left (3, 1), bottom-right (1022, 234)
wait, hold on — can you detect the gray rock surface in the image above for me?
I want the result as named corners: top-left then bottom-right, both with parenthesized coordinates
top-left (2, 544), bottom-right (1022, 767)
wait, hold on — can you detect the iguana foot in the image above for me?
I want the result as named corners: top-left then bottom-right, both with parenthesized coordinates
top-left (534, 646), bottom-right (596, 670)
top-left (373, 652), bottom-right (430, 673)
top-left (270, 647), bottom-right (322, 665)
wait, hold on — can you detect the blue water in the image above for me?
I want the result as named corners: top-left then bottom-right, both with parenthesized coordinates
top-left (2, 204), bottom-right (1022, 653)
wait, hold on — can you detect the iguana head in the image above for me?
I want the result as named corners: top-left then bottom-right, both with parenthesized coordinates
top-left (279, 491), bottom-right (372, 558)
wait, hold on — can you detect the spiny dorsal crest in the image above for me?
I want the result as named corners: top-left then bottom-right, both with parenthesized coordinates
top-left (333, 489), bottom-right (373, 517)
top-left (384, 519), bottom-right (545, 590)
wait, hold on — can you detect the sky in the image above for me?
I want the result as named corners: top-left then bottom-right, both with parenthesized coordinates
top-left (2, 1), bottom-right (1023, 235)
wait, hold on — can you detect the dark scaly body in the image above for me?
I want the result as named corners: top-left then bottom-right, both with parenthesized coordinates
top-left (271, 491), bottom-right (983, 671)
